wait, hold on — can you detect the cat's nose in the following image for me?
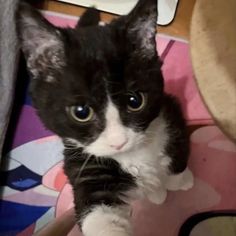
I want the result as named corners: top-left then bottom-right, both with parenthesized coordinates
top-left (110, 139), bottom-right (128, 150)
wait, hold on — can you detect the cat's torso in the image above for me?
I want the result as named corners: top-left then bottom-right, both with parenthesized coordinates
top-left (64, 113), bottom-right (172, 207)
top-left (113, 115), bottom-right (171, 201)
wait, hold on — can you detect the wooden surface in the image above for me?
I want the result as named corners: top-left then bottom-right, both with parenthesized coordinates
top-left (190, 0), bottom-right (236, 142)
top-left (39, 0), bottom-right (196, 40)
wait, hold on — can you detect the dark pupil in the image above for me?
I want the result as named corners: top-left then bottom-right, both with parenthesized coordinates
top-left (74, 106), bottom-right (90, 119)
top-left (127, 93), bottom-right (142, 109)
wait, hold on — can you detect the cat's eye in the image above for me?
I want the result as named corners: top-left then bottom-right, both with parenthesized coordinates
top-left (126, 92), bottom-right (146, 112)
top-left (69, 105), bottom-right (94, 123)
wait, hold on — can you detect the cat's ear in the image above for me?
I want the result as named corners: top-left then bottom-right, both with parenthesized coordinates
top-left (16, 2), bottom-right (65, 82)
top-left (119, 0), bottom-right (158, 58)
top-left (76, 7), bottom-right (100, 28)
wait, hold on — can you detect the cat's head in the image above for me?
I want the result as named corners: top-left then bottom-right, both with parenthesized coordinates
top-left (17, 0), bottom-right (164, 157)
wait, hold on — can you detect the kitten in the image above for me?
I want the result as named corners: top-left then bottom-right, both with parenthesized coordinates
top-left (16, 1), bottom-right (194, 235)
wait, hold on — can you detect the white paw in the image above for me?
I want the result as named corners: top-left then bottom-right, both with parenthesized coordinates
top-left (166, 168), bottom-right (194, 191)
top-left (179, 168), bottom-right (194, 190)
top-left (147, 189), bottom-right (167, 205)
top-left (101, 231), bottom-right (130, 236)
top-left (82, 205), bottom-right (132, 236)
top-left (84, 229), bottom-right (131, 236)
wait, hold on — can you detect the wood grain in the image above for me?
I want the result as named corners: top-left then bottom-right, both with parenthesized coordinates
top-left (39, 0), bottom-right (196, 40)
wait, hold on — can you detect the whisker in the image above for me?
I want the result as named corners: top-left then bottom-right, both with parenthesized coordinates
top-left (77, 154), bottom-right (92, 179)
top-left (108, 90), bottom-right (124, 96)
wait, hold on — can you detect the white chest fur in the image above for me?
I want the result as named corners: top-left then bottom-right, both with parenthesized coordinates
top-left (112, 117), bottom-right (171, 203)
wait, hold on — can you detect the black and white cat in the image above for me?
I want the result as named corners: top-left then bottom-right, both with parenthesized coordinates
top-left (17, 1), bottom-right (193, 235)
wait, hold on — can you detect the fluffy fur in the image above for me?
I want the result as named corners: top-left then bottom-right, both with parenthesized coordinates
top-left (16, 1), bottom-right (194, 235)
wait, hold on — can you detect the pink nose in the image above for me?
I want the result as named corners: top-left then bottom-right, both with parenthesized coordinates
top-left (110, 140), bottom-right (128, 150)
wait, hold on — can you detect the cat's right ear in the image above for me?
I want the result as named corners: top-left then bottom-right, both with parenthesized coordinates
top-left (113, 0), bottom-right (158, 59)
top-left (16, 2), bottom-right (65, 81)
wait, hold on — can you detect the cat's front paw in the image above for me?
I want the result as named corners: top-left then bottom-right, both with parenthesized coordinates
top-left (147, 188), bottom-right (167, 205)
top-left (166, 168), bottom-right (194, 191)
top-left (180, 168), bottom-right (194, 190)
top-left (102, 232), bottom-right (131, 236)
top-left (83, 228), bottom-right (131, 236)
top-left (82, 205), bottom-right (132, 236)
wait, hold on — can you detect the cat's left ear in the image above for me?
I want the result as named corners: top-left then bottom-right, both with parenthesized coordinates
top-left (16, 2), bottom-right (65, 81)
top-left (76, 7), bottom-right (100, 28)
top-left (117, 0), bottom-right (158, 58)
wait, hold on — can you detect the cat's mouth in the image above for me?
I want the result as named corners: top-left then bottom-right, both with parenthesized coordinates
top-left (83, 132), bottom-right (146, 158)
top-left (84, 141), bottom-right (132, 157)
top-left (64, 126), bottom-right (147, 157)
top-left (109, 139), bottom-right (128, 151)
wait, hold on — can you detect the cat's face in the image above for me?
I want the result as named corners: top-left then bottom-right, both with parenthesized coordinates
top-left (17, 0), bottom-right (164, 157)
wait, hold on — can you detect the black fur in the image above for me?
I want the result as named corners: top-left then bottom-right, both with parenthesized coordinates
top-left (63, 146), bottom-right (136, 225)
top-left (162, 94), bottom-right (190, 173)
top-left (16, 0), bottom-right (190, 231)
top-left (16, 1), bottom-right (164, 145)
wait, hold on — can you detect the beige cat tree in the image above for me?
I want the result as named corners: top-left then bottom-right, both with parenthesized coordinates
top-left (191, 0), bottom-right (236, 142)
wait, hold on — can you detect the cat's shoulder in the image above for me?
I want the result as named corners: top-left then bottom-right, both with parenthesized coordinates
top-left (161, 93), bottom-right (186, 128)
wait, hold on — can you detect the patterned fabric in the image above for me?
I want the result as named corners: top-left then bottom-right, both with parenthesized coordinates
top-left (2, 12), bottom-right (235, 236)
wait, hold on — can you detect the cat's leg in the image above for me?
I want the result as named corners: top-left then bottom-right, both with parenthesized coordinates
top-left (63, 152), bottom-right (135, 236)
top-left (165, 167), bottom-right (194, 191)
top-left (161, 94), bottom-right (194, 192)
top-left (134, 165), bottom-right (168, 205)
top-left (81, 205), bottom-right (132, 236)
top-left (164, 151), bottom-right (194, 192)
top-left (146, 187), bottom-right (167, 205)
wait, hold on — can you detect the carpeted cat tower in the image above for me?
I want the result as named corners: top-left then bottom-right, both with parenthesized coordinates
top-left (179, 1), bottom-right (236, 235)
